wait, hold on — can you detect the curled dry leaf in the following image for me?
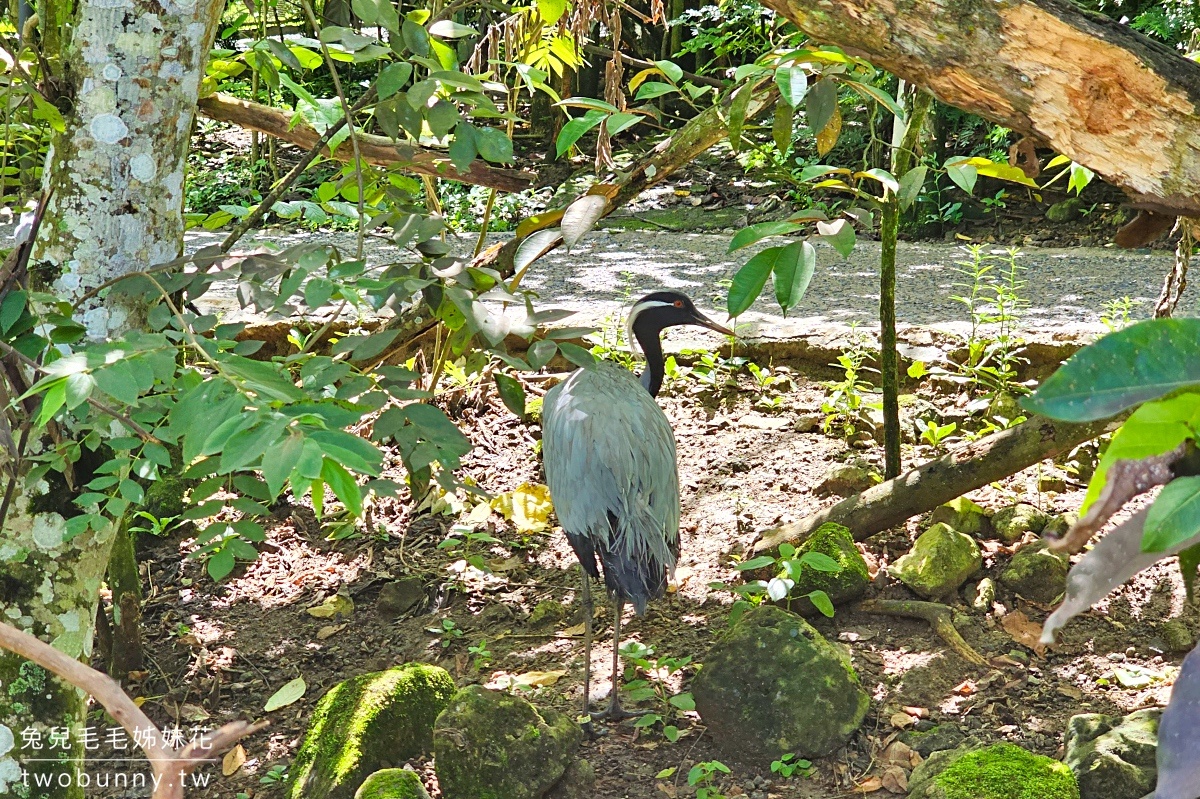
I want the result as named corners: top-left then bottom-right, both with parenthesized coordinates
top-left (306, 593), bottom-right (354, 619)
top-left (222, 744), bottom-right (247, 776)
top-left (316, 624), bottom-right (346, 640)
top-left (889, 712), bottom-right (915, 729)
top-left (880, 765), bottom-right (908, 794)
top-left (855, 775), bottom-right (883, 793)
top-left (1001, 610), bottom-right (1047, 656)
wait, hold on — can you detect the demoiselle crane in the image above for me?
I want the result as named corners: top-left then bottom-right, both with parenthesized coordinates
top-left (541, 291), bottom-right (735, 723)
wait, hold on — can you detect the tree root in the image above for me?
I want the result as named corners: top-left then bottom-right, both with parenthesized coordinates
top-left (858, 599), bottom-right (987, 666)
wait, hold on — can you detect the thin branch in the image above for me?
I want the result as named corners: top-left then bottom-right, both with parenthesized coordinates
top-left (859, 599), bottom-right (987, 666)
top-left (0, 620), bottom-right (268, 799)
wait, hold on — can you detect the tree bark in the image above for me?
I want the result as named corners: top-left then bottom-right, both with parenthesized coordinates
top-left (753, 413), bottom-right (1125, 555)
top-left (756, 0), bottom-right (1200, 218)
top-left (0, 2), bottom-right (223, 796)
top-left (197, 93), bottom-right (537, 193)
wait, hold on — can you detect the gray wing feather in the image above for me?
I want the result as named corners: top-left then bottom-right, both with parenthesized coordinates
top-left (542, 362), bottom-right (680, 582)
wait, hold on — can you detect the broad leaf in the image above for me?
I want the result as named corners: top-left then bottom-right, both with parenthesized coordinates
top-left (771, 240), bottom-right (816, 316)
top-left (1144, 476), bottom-right (1200, 553)
top-left (494, 373), bottom-right (526, 416)
top-left (805, 78), bottom-right (837, 138)
top-left (264, 677), bottom-right (307, 712)
top-left (729, 246), bottom-right (784, 317)
top-left (727, 82), bottom-right (753, 153)
top-left (1023, 319), bottom-right (1200, 422)
top-left (561, 194), bottom-right (607, 252)
top-left (775, 66), bottom-right (808, 108)
top-left (728, 220), bottom-right (804, 252)
top-left (945, 162), bottom-right (978, 195)
top-left (897, 165), bottom-right (928, 211)
top-left (555, 109), bottom-right (607, 157)
top-left (817, 218), bottom-right (855, 258)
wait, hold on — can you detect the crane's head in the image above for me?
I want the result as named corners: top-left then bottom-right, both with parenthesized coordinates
top-left (625, 291), bottom-right (735, 345)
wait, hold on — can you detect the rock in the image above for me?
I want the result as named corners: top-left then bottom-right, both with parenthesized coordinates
top-left (794, 414), bottom-right (822, 433)
top-left (889, 523), bottom-right (982, 599)
top-left (987, 392), bottom-right (1024, 423)
top-left (545, 759), bottom-right (596, 799)
top-left (433, 685), bottom-right (583, 799)
top-left (814, 464), bottom-right (880, 497)
top-left (289, 664), bottom-right (456, 799)
top-left (354, 769), bottom-right (430, 799)
top-left (969, 577), bottom-right (996, 612)
top-left (1038, 471), bottom-right (1069, 493)
top-left (1064, 709), bottom-right (1160, 799)
top-left (908, 742), bottom-right (1078, 799)
top-left (1046, 197), bottom-right (1086, 223)
top-left (739, 412), bottom-right (790, 430)
top-left (785, 523), bottom-right (871, 615)
top-left (990, 503), bottom-right (1048, 543)
top-left (999, 542), bottom-right (1069, 604)
top-left (692, 605), bottom-right (869, 765)
top-left (1157, 619), bottom-right (1195, 653)
top-left (929, 497), bottom-right (991, 538)
top-left (376, 579), bottom-right (426, 619)
top-left (1043, 513), bottom-right (1078, 541)
top-left (901, 724), bottom-right (966, 757)
top-left (528, 599), bottom-right (568, 628)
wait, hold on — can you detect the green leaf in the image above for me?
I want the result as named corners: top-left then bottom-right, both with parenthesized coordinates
top-left (634, 82), bottom-right (677, 101)
top-left (771, 240), bottom-right (816, 316)
top-left (897, 165), bottom-right (928, 211)
top-left (735, 555), bottom-right (777, 571)
top-left (494, 373), bottom-right (526, 416)
top-left (1023, 319), bottom-right (1200, 422)
top-left (322, 457), bottom-right (363, 516)
top-left (654, 60), bottom-right (684, 83)
top-left (555, 110), bottom-right (607, 157)
top-left (264, 676), bottom-right (307, 712)
top-left (0, 290), bottom-right (27, 334)
top-left (1180, 542), bottom-right (1200, 603)
top-left (841, 78), bottom-right (905, 118)
top-left (728, 247), bottom-right (783, 317)
top-left (728, 220), bottom-right (804, 252)
top-left (537, 0), bottom-right (567, 24)
top-left (448, 121), bottom-right (477, 172)
top-left (475, 127), bottom-right (514, 163)
top-left (402, 19), bottom-right (430, 56)
top-left (1144, 476), bottom-right (1200, 553)
top-left (945, 162), bottom-right (978, 195)
top-left (668, 692), bottom-right (695, 711)
top-left (557, 341), bottom-right (595, 368)
top-left (799, 551), bottom-right (841, 572)
top-left (263, 433), bottom-right (304, 499)
top-left (727, 82), bottom-right (753, 153)
top-left (775, 65), bottom-right (808, 108)
top-left (605, 112), bottom-right (641, 136)
top-left (772, 103), bottom-right (795, 153)
top-left (859, 168), bottom-right (900, 196)
top-left (35, 380), bottom-right (67, 427)
top-left (807, 590), bottom-right (835, 617)
top-left (428, 19), bottom-right (476, 37)
top-left (817, 218), bottom-right (855, 258)
top-left (376, 62), bottom-right (413, 100)
top-left (207, 547), bottom-right (237, 582)
top-left (805, 78), bottom-right (837, 138)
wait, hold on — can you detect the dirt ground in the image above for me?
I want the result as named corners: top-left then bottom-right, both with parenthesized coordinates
top-left (97, 354), bottom-right (1195, 799)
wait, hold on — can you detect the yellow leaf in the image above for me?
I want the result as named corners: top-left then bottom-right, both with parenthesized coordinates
top-left (307, 593), bottom-right (354, 619)
top-left (491, 483), bottom-right (554, 533)
top-left (628, 67), bottom-right (660, 94)
top-left (222, 745), bottom-right (247, 776)
top-left (815, 105), bottom-right (842, 157)
top-left (559, 623), bottom-right (586, 636)
top-left (513, 670), bottom-right (567, 687)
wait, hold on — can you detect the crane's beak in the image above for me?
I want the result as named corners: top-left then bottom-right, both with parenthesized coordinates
top-left (691, 309), bottom-right (737, 338)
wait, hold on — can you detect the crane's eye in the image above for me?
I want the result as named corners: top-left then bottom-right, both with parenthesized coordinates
top-left (673, 300), bottom-right (684, 308)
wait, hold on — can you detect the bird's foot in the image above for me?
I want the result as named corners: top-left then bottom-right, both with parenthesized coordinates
top-left (589, 698), bottom-right (650, 723)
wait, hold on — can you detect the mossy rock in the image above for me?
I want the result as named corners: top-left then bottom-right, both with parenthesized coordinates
top-left (1065, 709), bottom-right (1160, 799)
top-left (889, 523), bottom-right (981, 599)
top-left (909, 742), bottom-right (1079, 799)
top-left (991, 503), bottom-right (1049, 543)
top-left (692, 605), bottom-right (869, 765)
top-left (1046, 197), bottom-right (1086, 223)
top-left (433, 685), bottom-right (583, 799)
top-left (929, 497), bottom-right (991, 538)
top-left (142, 473), bottom-right (191, 520)
top-left (288, 664), bottom-right (456, 799)
top-left (999, 542), bottom-right (1068, 604)
top-left (786, 523), bottom-right (870, 615)
top-left (529, 599), bottom-right (568, 627)
top-left (354, 769), bottom-right (430, 799)
top-left (1157, 619), bottom-right (1196, 653)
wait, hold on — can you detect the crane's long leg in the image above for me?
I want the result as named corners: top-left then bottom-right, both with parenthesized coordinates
top-left (591, 597), bottom-right (650, 722)
top-left (580, 569), bottom-right (594, 726)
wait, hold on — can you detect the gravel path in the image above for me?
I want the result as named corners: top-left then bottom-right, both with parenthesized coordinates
top-left (186, 227), bottom-right (1180, 337)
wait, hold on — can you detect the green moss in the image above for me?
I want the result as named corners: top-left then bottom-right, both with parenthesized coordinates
top-left (288, 664), bottom-right (456, 799)
top-left (353, 768), bottom-right (428, 799)
top-left (889, 522), bottom-right (981, 599)
top-left (692, 605), bottom-right (869, 764)
top-left (788, 523), bottom-right (870, 614)
top-left (433, 686), bottom-right (582, 799)
top-left (933, 743), bottom-right (1078, 799)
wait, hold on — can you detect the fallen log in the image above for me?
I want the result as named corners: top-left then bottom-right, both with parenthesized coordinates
top-left (753, 412), bottom-right (1126, 554)
top-left (757, 0), bottom-right (1200, 219)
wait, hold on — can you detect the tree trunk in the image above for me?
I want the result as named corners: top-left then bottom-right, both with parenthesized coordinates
top-left (0, 2), bottom-right (223, 795)
top-left (755, 0), bottom-right (1200, 219)
top-left (753, 413), bottom-right (1124, 555)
